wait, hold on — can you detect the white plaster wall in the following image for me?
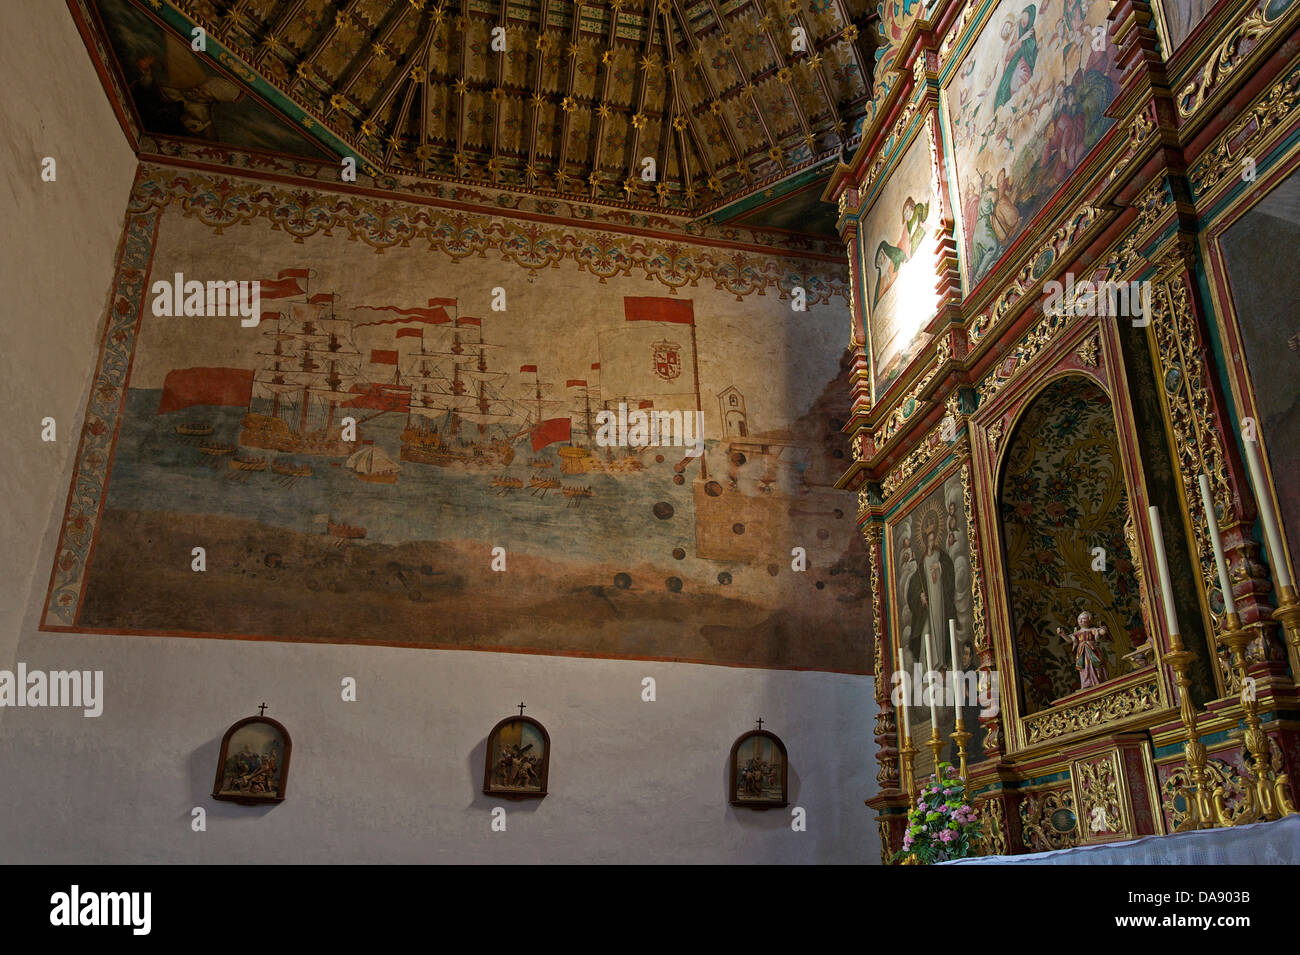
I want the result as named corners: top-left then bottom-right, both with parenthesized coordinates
top-left (0, 0), bottom-right (880, 864)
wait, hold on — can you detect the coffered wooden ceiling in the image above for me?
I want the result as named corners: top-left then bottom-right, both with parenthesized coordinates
top-left (90, 0), bottom-right (877, 228)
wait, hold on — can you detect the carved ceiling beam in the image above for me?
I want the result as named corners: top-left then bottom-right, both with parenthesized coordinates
top-left (703, 0), bottom-right (779, 175)
top-left (525, 0), bottom-right (553, 187)
top-left (294, 0), bottom-right (360, 101)
top-left (756, 7), bottom-right (812, 168)
top-left (668, 0), bottom-right (747, 187)
top-left (622, 8), bottom-right (661, 201)
top-left (556, 1), bottom-right (588, 190)
top-left (787, 7), bottom-right (846, 150)
top-left (332, 0), bottom-right (416, 108)
top-left (490, 0), bottom-right (509, 182)
top-left (362, 5), bottom-right (438, 138)
top-left (453, 0), bottom-right (471, 176)
top-left (384, 72), bottom-right (420, 166)
top-left (586, 4), bottom-right (624, 198)
top-left (660, 7), bottom-right (705, 207)
top-left (254, 0), bottom-right (310, 66)
top-left (827, 0), bottom-right (870, 98)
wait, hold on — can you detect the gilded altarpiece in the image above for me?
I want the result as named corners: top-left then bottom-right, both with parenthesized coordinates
top-left (840, 0), bottom-right (1300, 859)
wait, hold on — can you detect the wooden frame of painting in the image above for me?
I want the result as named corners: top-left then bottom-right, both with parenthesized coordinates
top-left (857, 120), bottom-right (943, 403)
top-left (483, 715), bottom-right (551, 800)
top-left (211, 714), bottom-right (291, 805)
top-left (1200, 142), bottom-right (1300, 593)
top-left (728, 729), bottom-right (789, 809)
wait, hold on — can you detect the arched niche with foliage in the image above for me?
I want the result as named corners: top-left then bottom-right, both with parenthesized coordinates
top-left (996, 374), bottom-right (1146, 713)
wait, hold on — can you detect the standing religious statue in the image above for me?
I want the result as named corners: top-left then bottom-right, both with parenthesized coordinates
top-left (906, 510), bottom-right (957, 667)
top-left (1057, 610), bottom-right (1110, 690)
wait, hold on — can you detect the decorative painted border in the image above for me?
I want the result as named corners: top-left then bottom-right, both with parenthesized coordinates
top-left (128, 164), bottom-right (850, 304)
top-left (43, 204), bottom-right (161, 626)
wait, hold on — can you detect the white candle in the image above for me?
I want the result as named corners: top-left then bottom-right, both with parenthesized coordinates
top-left (895, 643), bottom-right (910, 741)
top-left (1242, 435), bottom-right (1293, 588)
top-left (1198, 473), bottom-right (1236, 615)
top-left (949, 618), bottom-right (964, 729)
top-left (923, 632), bottom-right (939, 728)
top-left (1148, 506), bottom-right (1181, 638)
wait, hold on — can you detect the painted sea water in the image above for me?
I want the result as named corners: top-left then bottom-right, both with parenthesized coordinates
top-left (109, 390), bottom-right (742, 573)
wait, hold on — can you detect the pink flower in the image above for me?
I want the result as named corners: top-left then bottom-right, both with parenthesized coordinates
top-left (938, 829), bottom-right (955, 843)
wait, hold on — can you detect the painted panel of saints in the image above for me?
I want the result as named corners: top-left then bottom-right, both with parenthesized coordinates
top-left (888, 470), bottom-right (987, 780)
top-left (860, 128), bottom-right (941, 401)
top-left (943, 0), bottom-right (1123, 289)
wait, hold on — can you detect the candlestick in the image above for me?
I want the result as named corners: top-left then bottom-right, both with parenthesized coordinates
top-left (1147, 506), bottom-right (1181, 643)
top-left (895, 644), bottom-right (910, 742)
top-left (922, 631), bottom-right (939, 728)
top-left (1242, 435), bottom-right (1292, 588)
top-left (1198, 474), bottom-right (1236, 615)
top-left (1210, 614), bottom-right (1297, 824)
top-left (948, 620), bottom-right (963, 729)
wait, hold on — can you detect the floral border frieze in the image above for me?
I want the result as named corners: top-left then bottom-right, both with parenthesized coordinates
top-left (131, 165), bottom-right (850, 305)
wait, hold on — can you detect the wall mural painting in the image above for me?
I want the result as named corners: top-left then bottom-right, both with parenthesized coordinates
top-left (1220, 166), bottom-right (1300, 571)
top-left (93, 0), bottom-right (333, 159)
top-left (944, 0), bottom-right (1123, 288)
top-left (998, 375), bottom-right (1144, 713)
top-left (46, 198), bottom-right (869, 674)
top-left (890, 470), bottom-right (986, 779)
top-left (861, 129), bottom-right (942, 400)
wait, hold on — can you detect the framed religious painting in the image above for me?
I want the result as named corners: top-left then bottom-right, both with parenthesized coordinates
top-left (940, 0), bottom-right (1124, 291)
top-left (483, 710), bottom-right (550, 800)
top-left (886, 466), bottom-right (987, 780)
top-left (728, 725), bottom-right (789, 809)
top-left (211, 710), bottom-right (291, 805)
top-left (858, 123), bottom-right (942, 402)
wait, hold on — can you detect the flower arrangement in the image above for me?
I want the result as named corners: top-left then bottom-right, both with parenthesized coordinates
top-left (893, 762), bottom-right (983, 864)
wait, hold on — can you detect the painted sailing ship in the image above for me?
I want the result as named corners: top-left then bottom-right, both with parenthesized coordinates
top-left (398, 318), bottom-right (517, 468)
top-left (239, 299), bottom-right (363, 457)
top-left (346, 445), bottom-right (401, 484)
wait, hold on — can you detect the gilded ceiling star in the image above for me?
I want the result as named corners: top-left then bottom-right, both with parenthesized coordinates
top-left (709, 100), bottom-right (723, 115)
top-left (707, 174), bottom-right (722, 192)
top-left (806, 52), bottom-right (822, 69)
top-left (597, 102), bottom-right (612, 118)
top-left (568, 42), bottom-right (581, 58)
top-left (455, 78), bottom-right (469, 95)
top-left (623, 177), bottom-right (637, 195)
top-left (842, 23), bottom-right (858, 42)
top-left (631, 113), bottom-right (647, 129)
top-left (767, 146), bottom-right (782, 162)
top-left (672, 115), bottom-right (688, 132)
top-left (531, 93), bottom-right (546, 108)
top-left (601, 49), bottom-right (615, 66)
top-left (536, 33), bottom-right (553, 51)
top-left (777, 67), bottom-right (792, 84)
top-left (410, 66), bottom-right (427, 82)
top-left (330, 93), bottom-right (347, 111)
top-left (491, 87), bottom-right (507, 102)
top-left (562, 96), bottom-right (578, 112)
top-left (360, 119), bottom-right (378, 136)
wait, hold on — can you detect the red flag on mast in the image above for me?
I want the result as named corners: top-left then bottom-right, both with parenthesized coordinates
top-left (530, 417), bottom-right (571, 452)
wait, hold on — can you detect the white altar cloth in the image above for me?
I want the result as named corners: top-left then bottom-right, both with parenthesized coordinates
top-left (945, 814), bottom-right (1300, 865)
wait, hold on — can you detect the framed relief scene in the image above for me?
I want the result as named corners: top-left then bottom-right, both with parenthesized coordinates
top-left (483, 711), bottom-right (550, 799)
top-left (729, 726), bottom-right (789, 809)
top-left (212, 711), bottom-right (291, 804)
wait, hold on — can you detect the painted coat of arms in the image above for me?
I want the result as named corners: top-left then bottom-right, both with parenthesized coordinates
top-left (652, 339), bottom-right (683, 381)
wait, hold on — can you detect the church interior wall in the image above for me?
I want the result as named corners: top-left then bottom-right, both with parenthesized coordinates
top-left (0, 0), bottom-right (880, 864)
